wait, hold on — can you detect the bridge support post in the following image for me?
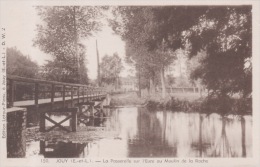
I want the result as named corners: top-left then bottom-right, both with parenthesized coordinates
top-left (7, 107), bottom-right (27, 158)
top-left (39, 111), bottom-right (45, 132)
top-left (39, 141), bottom-right (45, 154)
top-left (70, 108), bottom-right (78, 132)
top-left (103, 94), bottom-right (111, 107)
top-left (71, 86), bottom-right (74, 107)
top-left (62, 85), bottom-right (66, 108)
top-left (90, 104), bottom-right (94, 117)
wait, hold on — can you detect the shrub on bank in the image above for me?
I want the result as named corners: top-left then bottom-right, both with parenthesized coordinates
top-left (146, 95), bottom-right (251, 115)
top-left (146, 97), bottom-right (199, 112)
top-left (110, 92), bottom-right (251, 115)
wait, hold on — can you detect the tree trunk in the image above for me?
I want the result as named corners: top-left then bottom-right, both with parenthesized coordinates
top-left (241, 116), bottom-right (246, 157)
top-left (96, 40), bottom-right (100, 86)
top-left (160, 67), bottom-right (166, 98)
top-left (149, 77), bottom-right (155, 95)
top-left (114, 78), bottom-right (117, 90)
top-left (138, 70), bottom-right (141, 98)
top-left (73, 6), bottom-right (80, 83)
top-left (116, 77), bottom-right (119, 90)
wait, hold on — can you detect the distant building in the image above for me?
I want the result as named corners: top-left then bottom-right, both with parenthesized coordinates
top-left (120, 76), bottom-right (138, 92)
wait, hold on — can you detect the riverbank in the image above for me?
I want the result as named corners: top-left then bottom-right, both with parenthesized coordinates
top-left (110, 92), bottom-right (147, 107)
top-left (146, 94), bottom-right (251, 115)
top-left (110, 92), bottom-right (202, 110)
top-left (110, 92), bottom-right (252, 115)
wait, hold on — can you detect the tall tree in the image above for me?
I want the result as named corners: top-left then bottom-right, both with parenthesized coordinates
top-left (125, 41), bottom-right (159, 95)
top-left (100, 53), bottom-right (124, 89)
top-left (110, 6), bottom-right (205, 98)
top-left (111, 6), bottom-right (252, 99)
top-left (34, 6), bottom-right (103, 83)
top-left (110, 7), bottom-right (164, 97)
top-left (185, 6), bottom-right (252, 97)
top-left (40, 44), bottom-right (89, 84)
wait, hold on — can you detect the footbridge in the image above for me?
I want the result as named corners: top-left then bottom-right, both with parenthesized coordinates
top-left (7, 75), bottom-right (111, 132)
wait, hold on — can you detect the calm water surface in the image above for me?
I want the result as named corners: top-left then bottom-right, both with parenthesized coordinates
top-left (26, 107), bottom-right (252, 158)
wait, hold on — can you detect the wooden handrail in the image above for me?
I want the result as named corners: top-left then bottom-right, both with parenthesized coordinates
top-left (7, 75), bottom-right (107, 108)
top-left (7, 75), bottom-right (95, 88)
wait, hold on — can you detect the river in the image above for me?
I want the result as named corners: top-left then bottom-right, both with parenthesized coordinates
top-left (26, 107), bottom-right (252, 158)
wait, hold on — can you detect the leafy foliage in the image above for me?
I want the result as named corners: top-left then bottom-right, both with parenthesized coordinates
top-left (7, 47), bottom-right (40, 102)
top-left (40, 44), bottom-right (89, 84)
top-left (186, 6), bottom-right (252, 97)
top-left (34, 6), bottom-right (104, 84)
top-left (110, 6), bottom-right (252, 98)
top-left (110, 6), bottom-right (205, 97)
top-left (100, 53), bottom-right (124, 87)
top-left (34, 6), bottom-right (102, 58)
top-left (7, 47), bottom-right (39, 78)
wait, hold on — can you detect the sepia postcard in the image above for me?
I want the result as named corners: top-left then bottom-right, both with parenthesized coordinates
top-left (0, 0), bottom-right (260, 167)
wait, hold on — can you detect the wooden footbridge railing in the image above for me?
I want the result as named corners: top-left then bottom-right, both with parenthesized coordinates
top-left (7, 75), bottom-right (107, 108)
top-left (7, 75), bottom-right (108, 132)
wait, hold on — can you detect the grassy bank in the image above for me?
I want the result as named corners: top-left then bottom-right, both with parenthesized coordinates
top-left (146, 94), bottom-right (251, 115)
top-left (110, 92), bottom-right (251, 115)
top-left (110, 91), bottom-right (201, 109)
top-left (145, 92), bottom-right (203, 112)
top-left (110, 92), bottom-right (147, 106)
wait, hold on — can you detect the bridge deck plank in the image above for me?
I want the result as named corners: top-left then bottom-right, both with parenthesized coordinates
top-left (13, 94), bottom-right (104, 107)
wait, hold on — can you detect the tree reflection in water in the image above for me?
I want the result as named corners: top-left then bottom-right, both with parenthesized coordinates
top-left (191, 114), bottom-right (211, 157)
top-left (210, 115), bottom-right (247, 157)
top-left (212, 117), bottom-right (232, 157)
top-left (25, 107), bottom-right (252, 158)
top-left (148, 109), bottom-right (251, 157)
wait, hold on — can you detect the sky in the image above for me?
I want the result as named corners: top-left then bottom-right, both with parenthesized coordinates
top-left (3, 2), bottom-right (133, 80)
